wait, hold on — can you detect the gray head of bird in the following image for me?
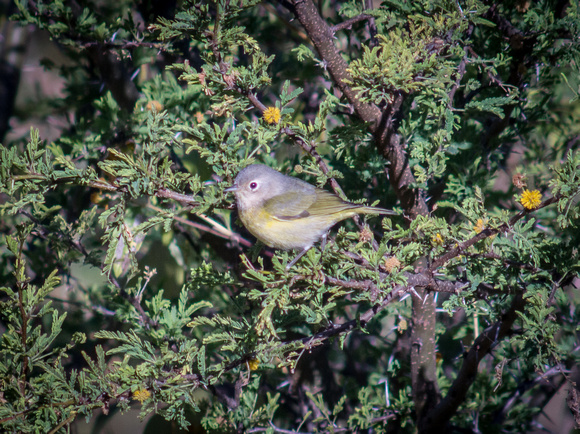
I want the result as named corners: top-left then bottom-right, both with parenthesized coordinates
top-left (225, 164), bottom-right (293, 210)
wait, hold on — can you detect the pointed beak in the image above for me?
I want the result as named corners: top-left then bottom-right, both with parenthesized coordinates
top-left (224, 184), bottom-right (238, 192)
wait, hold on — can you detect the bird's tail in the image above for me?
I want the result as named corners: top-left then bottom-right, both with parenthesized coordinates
top-left (358, 205), bottom-right (397, 216)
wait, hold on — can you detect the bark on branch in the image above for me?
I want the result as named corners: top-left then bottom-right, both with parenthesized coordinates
top-left (281, 0), bottom-right (435, 424)
top-left (422, 291), bottom-right (526, 431)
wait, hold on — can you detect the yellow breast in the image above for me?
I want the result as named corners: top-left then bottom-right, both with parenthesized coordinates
top-left (239, 207), bottom-right (332, 250)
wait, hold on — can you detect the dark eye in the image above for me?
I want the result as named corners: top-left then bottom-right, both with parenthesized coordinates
top-left (249, 181), bottom-right (258, 190)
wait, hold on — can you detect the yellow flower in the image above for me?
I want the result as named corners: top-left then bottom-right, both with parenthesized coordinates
top-left (432, 233), bottom-right (444, 246)
top-left (473, 218), bottom-right (486, 234)
top-left (133, 388), bottom-right (151, 403)
top-left (263, 107), bottom-right (281, 124)
top-left (248, 358), bottom-right (260, 371)
top-left (520, 189), bottom-right (542, 210)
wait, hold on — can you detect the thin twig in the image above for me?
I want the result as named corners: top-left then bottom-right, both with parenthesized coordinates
top-left (430, 196), bottom-right (559, 271)
top-left (330, 14), bottom-right (373, 33)
top-left (147, 203), bottom-right (252, 248)
top-left (47, 413), bottom-right (76, 434)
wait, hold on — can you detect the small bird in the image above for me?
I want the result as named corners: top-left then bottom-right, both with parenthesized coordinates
top-left (226, 164), bottom-right (396, 269)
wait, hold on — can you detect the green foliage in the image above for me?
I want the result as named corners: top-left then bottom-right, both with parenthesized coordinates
top-left (1, 0), bottom-right (580, 433)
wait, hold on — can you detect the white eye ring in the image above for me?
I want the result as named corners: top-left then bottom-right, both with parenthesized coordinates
top-left (249, 181), bottom-right (259, 190)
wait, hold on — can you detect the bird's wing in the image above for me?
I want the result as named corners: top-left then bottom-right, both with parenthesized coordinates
top-left (306, 189), bottom-right (357, 216)
top-left (264, 190), bottom-right (317, 220)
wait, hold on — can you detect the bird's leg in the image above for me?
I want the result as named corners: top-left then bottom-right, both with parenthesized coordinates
top-left (285, 233), bottom-right (329, 270)
top-left (319, 233), bottom-right (328, 251)
top-left (286, 245), bottom-right (313, 270)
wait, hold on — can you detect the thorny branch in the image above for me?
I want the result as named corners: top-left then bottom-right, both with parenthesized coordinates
top-left (423, 290), bottom-right (526, 431)
top-left (210, 270), bottom-right (467, 377)
top-left (430, 196), bottom-right (560, 271)
top-left (15, 237), bottom-right (29, 397)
